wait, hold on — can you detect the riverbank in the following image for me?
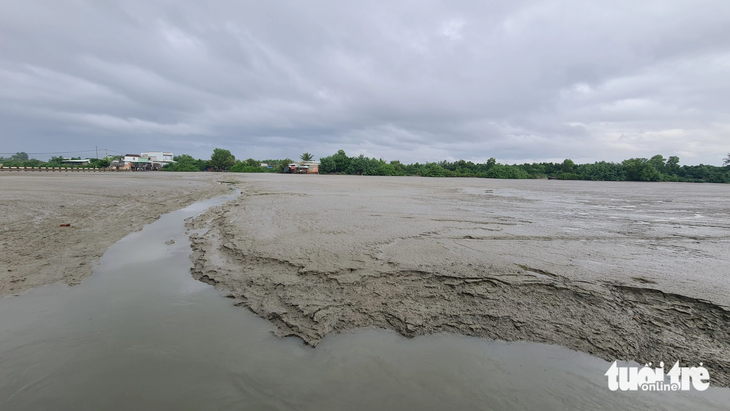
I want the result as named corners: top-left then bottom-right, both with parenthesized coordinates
top-left (188, 174), bottom-right (730, 386)
top-left (0, 172), bottom-right (229, 296)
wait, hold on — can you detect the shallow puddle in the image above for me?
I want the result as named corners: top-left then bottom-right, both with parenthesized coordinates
top-left (1, 190), bottom-right (728, 410)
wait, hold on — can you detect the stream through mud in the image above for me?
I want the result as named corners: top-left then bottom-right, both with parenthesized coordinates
top-left (1, 189), bottom-right (728, 410)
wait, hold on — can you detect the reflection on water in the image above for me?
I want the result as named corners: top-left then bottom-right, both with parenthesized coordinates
top-left (1, 191), bottom-right (728, 410)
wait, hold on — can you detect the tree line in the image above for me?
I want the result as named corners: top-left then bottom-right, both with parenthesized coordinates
top-left (166, 148), bottom-right (730, 183)
top-left (161, 149), bottom-right (322, 173)
top-left (0, 152), bottom-right (110, 168)
top-left (161, 149), bottom-right (293, 173)
top-left (5, 149), bottom-right (730, 183)
top-left (318, 151), bottom-right (730, 183)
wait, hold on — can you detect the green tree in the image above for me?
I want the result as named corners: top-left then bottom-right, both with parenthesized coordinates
top-left (318, 149), bottom-right (352, 174)
top-left (346, 154), bottom-right (367, 174)
top-left (622, 158), bottom-right (661, 181)
top-left (174, 154), bottom-right (195, 162)
top-left (562, 159), bottom-right (575, 173)
top-left (484, 164), bottom-right (530, 179)
top-left (231, 162), bottom-right (265, 173)
top-left (577, 161), bottom-right (625, 181)
top-left (319, 156), bottom-right (336, 174)
top-left (12, 152), bottom-right (29, 161)
top-left (332, 149), bottom-right (350, 172)
top-left (46, 156), bottom-right (64, 166)
top-left (277, 158), bottom-right (293, 173)
top-left (649, 155), bottom-right (666, 174)
top-left (390, 160), bottom-right (406, 175)
top-left (210, 148), bottom-right (235, 171)
top-left (90, 158), bottom-right (110, 168)
top-left (171, 163), bottom-right (200, 172)
top-left (421, 163), bottom-right (448, 177)
top-left (666, 156), bottom-right (680, 175)
top-left (300, 152), bottom-right (314, 162)
top-left (723, 153), bottom-right (730, 167)
top-left (162, 154), bottom-right (207, 171)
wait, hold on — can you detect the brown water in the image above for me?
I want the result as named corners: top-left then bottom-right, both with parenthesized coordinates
top-left (1, 190), bottom-right (728, 410)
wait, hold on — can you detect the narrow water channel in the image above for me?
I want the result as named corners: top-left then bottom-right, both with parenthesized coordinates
top-left (1, 190), bottom-right (728, 410)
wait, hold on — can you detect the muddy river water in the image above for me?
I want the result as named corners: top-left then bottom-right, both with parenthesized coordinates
top-left (1, 190), bottom-right (728, 410)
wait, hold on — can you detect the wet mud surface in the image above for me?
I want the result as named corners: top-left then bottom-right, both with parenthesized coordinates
top-left (187, 175), bottom-right (730, 386)
top-left (0, 173), bottom-right (229, 296)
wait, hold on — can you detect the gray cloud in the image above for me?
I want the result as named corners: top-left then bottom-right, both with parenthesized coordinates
top-left (1, 0), bottom-right (729, 164)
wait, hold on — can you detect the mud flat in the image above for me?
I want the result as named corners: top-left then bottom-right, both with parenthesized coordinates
top-left (0, 172), bottom-right (229, 296)
top-left (189, 174), bottom-right (730, 386)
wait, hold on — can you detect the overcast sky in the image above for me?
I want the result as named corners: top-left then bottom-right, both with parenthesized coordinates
top-left (1, 1), bottom-right (728, 164)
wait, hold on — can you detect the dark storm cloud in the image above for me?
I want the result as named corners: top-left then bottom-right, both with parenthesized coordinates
top-left (1, 0), bottom-right (729, 164)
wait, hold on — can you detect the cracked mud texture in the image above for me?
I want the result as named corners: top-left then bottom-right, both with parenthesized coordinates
top-left (188, 174), bottom-right (730, 386)
top-left (0, 172), bottom-right (229, 296)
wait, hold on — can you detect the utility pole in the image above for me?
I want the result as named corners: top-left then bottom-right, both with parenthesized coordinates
top-left (96, 146), bottom-right (98, 159)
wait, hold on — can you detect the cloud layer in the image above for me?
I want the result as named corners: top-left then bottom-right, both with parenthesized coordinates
top-left (1, 0), bottom-right (729, 164)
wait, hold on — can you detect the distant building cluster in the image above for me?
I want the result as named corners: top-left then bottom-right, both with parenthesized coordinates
top-left (285, 161), bottom-right (320, 174)
top-left (112, 152), bottom-right (174, 171)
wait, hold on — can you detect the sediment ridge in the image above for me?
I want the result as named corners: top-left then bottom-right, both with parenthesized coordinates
top-left (187, 175), bottom-right (730, 387)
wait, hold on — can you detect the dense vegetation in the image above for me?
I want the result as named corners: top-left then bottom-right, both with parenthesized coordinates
top-left (162, 151), bottom-right (286, 173)
top-left (0, 152), bottom-right (44, 167)
top-left (0, 152), bottom-right (110, 168)
top-left (6, 149), bottom-right (730, 183)
top-left (319, 150), bottom-right (730, 183)
top-left (161, 154), bottom-right (210, 172)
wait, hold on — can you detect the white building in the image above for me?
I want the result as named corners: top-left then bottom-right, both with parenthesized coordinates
top-left (142, 151), bottom-right (173, 162)
top-left (123, 154), bottom-right (142, 163)
top-left (141, 151), bottom-right (174, 168)
top-left (120, 154), bottom-right (151, 170)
